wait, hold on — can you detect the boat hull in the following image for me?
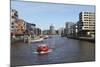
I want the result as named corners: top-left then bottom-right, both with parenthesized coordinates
top-left (31, 38), bottom-right (43, 43)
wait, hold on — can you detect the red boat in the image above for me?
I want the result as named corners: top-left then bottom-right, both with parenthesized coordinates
top-left (37, 44), bottom-right (49, 54)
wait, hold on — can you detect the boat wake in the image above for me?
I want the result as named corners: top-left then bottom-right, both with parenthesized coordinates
top-left (33, 49), bottom-right (53, 54)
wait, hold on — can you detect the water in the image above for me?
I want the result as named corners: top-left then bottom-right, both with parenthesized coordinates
top-left (11, 35), bottom-right (95, 66)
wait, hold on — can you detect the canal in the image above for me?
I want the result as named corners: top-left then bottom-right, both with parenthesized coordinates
top-left (11, 35), bottom-right (95, 66)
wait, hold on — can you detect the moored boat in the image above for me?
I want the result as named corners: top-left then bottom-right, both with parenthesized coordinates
top-left (42, 35), bottom-right (49, 39)
top-left (31, 38), bottom-right (43, 43)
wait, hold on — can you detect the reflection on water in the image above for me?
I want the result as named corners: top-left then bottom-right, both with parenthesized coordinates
top-left (11, 35), bottom-right (95, 66)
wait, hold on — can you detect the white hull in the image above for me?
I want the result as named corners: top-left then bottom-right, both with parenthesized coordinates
top-left (33, 49), bottom-right (52, 54)
top-left (31, 38), bottom-right (43, 42)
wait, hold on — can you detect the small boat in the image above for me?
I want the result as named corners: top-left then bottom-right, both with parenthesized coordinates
top-left (36, 44), bottom-right (49, 54)
top-left (43, 35), bottom-right (49, 39)
top-left (31, 38), bottom-right (43, 43)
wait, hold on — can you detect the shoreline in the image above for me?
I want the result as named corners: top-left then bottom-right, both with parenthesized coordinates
top-left (66, 36), bottom-right (95, 43)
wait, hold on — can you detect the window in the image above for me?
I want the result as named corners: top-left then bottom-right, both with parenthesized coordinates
top-left (84, 27), bottom-right (88, 28)
top-left (12, 16), bottom-right (14, 18)
top-left (12, 23), bottom-right (14, 25)
top-left (12, 26), bottom-right (14, 28)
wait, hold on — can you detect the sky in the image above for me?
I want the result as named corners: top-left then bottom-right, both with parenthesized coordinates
top-left (11, 1), bottom-right (95, 30)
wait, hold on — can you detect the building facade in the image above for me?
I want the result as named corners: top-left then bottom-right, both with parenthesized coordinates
top-left (34, 28), bottom-right (42, 36)
top-left (77, 12), bottom-right (95, 37)
top-left (42, 30), bottom-right (50, 35)
top-left (24, 22), bottom-right (42, 37)
top-left (11, 9), bottom-right (18, 36)
top-left (58, 28), bottom-right (65, 35)
top-left (11, 9), bottom-right (26, 36)
top-left (25, 22), bottom-right (36, 35)
top-left (15, 19), bottom-right (26, 35)
top-left (72, 24), bottom-right (78, 36)
top-left (65, 22), bottom-right (75, 36)
top-left (50, 25), bottom-right (55, 35)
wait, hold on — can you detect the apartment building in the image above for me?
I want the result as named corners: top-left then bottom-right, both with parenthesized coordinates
top-left (77, 11), bottom-right (95, 37)
top-left (11, 9), bottom-right (18, 36)
top-left (15, 19), bottom-right (26, 35)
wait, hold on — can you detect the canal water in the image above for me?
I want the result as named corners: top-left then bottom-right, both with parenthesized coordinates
top-left (11, 35), bottom-right (95, 66)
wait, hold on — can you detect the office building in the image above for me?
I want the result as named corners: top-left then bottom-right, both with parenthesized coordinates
top-left (65, 22), bottom-right (75, 36)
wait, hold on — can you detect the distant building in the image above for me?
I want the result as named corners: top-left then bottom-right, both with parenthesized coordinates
top-left (25, 22), bottom-right (42, 36)
top-left (72, 24), bottom-right (78, 36)
top-left (77, 12), bottom-right (95, 37)
top-left (34, 28), bottom-right (42, 36)
top-left (58, 28), bottom-right (65, 35)
top-left (50, 25), bottom-right (55, 35)
top-left (43, 30), bottom-right (50, 35)
top-left (25, 22), bottom-right (36, 35)
top-left (65, 22), bottom-right (75, 36)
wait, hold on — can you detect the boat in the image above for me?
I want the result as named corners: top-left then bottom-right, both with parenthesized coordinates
top-left (43, 35), bottom-right (49, 39)
top-left (31, 38), bottom-right (43, 43)
top-left (36, 44), bottom-right (49, 54)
